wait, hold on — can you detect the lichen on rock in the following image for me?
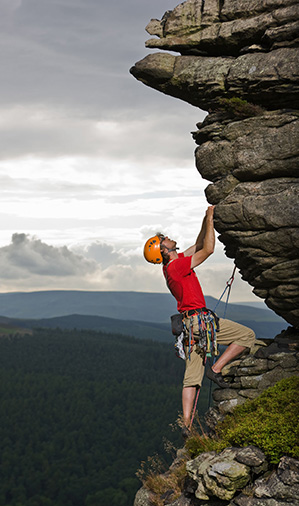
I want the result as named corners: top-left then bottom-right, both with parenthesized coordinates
top-left (186, 448), bottom-right (252, 501)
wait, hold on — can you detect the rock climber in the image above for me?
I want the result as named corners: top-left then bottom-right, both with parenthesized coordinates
top-left (143, 206), bottom-right (255, 436)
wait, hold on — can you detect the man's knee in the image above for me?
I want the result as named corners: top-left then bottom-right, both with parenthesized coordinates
top-left (218, 319), bottom-right (256, 349)
top-left (236, 327), bottom-right (256, 351)
top-left (247, 328), bottom-right (256, 349)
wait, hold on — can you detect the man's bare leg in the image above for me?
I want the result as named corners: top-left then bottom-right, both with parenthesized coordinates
top-left (212, 343), bottom-right (246, 374)
top-left (183, 345), bottom-right (246, 426)
top-left (182, 386), bottom-right (197, 427)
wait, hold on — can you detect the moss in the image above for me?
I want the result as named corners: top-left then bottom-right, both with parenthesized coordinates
top-left (137, 377), bottom-right (299, 503)
top-left (217, 97), bottom-right (265, 118)
top-left (185, 432), bottom-right (219, 459)
top-left (186, 377), bottom-right (299, 464)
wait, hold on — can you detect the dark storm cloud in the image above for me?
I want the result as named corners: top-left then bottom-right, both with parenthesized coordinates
top-left (0, 233), bottom-right (97, 278)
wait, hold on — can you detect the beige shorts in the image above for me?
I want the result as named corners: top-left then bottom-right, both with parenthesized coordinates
top-left (183, 317), bottom-right (255, 388)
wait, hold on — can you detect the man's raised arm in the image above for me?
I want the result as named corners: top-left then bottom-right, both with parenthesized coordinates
top-left (189, 206), bottom-right (215, 268)
top-left (183, 206), bottom-right (214, 258)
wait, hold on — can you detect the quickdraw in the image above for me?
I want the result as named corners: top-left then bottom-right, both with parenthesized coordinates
top-left (182, 308), bottom-right (219, 361)
top-left (196, 309), bottom-right (219, 358)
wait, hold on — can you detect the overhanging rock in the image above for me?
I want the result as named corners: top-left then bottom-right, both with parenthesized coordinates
top-left (130, 0), bottom-right (299, 328)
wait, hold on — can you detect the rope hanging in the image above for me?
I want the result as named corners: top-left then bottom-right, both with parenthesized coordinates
top-left (213, 265), bottom-right (237, 318)
top-left (189, 387), bottom-right (200, 429)
top-left (207, 265), bottom-right (237, 409)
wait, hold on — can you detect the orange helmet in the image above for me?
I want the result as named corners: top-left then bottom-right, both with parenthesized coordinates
top-left (144, 235), bottom-right (163, 264)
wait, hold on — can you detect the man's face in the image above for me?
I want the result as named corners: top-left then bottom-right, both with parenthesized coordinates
top-left (160, 235), bottom-right (177, 251)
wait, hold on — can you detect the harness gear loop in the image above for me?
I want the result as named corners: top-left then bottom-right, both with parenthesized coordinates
top-left (189, 316), bottom-right (194, 360)
top-left (182, 308), bottom-right (219, 361)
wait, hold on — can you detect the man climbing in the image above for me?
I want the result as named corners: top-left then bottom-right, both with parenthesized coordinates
top-left (143, 206), bottom-right (255, 435)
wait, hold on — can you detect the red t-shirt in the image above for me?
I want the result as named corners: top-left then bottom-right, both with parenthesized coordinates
top-left (163, 253), bottom-right (206, 312)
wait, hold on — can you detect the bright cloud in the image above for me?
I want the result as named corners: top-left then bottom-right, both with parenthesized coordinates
top-left (0, 0), bottom-right (262, 305)
top-left (0, 233), bottom-right (257, 304)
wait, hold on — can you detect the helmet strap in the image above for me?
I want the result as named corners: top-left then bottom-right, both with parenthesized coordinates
top-left (166, 247), bottom-right (179, 253)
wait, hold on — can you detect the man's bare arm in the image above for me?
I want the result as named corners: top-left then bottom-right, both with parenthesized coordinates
top-left (183, 207), bottom-right (212, 257)
top-left (190, 206), bottom-right (215, 268)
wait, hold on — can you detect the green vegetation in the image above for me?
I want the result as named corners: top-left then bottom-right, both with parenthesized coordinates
top-left (186, 376), bottom-right (299, 464)
top-left (137, 454), bottom-right (187, 506)
top-left (0, 326), bottom-right (14, 335)
top-left (0, 326), bottom-right (32, 336)
top-left (217, 97), bottom-right (265, 118)
top-left (0, 328), bottom-right (212, 506)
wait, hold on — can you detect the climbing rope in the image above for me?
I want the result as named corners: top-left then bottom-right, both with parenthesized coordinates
top-left (207, 356), bottom-right (216, 412)
top-left (207, 265), bottom-right (237, 409)
top-left (189, 387), bottom-right (200, 430)
top-left (213, 265), bottom-right (237, 318)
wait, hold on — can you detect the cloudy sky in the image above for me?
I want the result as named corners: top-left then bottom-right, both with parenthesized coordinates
top-left (0, 0), bottom-right (260, 303)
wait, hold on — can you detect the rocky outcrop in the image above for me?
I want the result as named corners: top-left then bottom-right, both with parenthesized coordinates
top-left (133, 332), bottom-right (299, 506)
top-left (193, 111), bottom-right (299, 328)
top-left (185, 449), bottom-right (299, 505)
top-left (130, 0), bottom-right (299, 328)
top-left (143, 0), bottom-right (299, 57)
top-left (230, 456), bottom-right (299, 506)
top-left (205, 328), bottom-right (299, 431)
top-left (186, 446), bottom-right (266, 501)
top-left (134, 451), bottom-right (299, 506)
top-left (130, 50), bottom-right (299, 111)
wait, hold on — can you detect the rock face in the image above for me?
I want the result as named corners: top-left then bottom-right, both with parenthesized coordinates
top-left (130, 0), bottom-right (299, 328)
top-left (133, 332), bottom-right (299, 505)
top-left (230, 456), bottom-right (299, 506)
top-left (186, 447), bottom-right (259, 501)
top-left (205, 328), bottom-right (299, 432)
top-left (134, 451), bottom-right (299, 506)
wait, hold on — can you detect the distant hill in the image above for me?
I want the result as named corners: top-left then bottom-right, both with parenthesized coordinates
top-left (0, 314), bottom-right (171, 342)
top-left (0, 290), bottom-right (287, 340)
top-left (0, 290), bottom-right (177, 322)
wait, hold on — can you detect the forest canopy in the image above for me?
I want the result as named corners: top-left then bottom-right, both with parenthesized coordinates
top-left (0, 328), bottom-right (213, 506)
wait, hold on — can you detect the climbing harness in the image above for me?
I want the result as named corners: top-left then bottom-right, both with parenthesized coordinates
top-left (185, 309), bottom-right (219, 430)
top-left (182, 308), bottom-right (220, 361)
